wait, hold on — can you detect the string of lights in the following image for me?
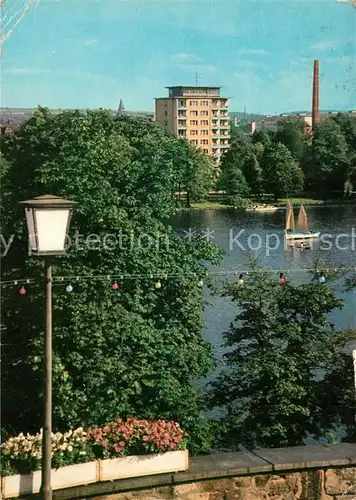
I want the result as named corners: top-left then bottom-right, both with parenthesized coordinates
top-left (1, 266), bottom-right (355, 292)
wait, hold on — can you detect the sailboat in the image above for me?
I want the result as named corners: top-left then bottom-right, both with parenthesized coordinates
top-left (285, 203), bottom-right (320, 240)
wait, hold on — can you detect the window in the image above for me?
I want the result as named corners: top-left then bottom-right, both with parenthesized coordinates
top-left (190, 120), bottom-right (198, 125)
top-left (200, 101), bottom-right (209, 106)
top-left (190, 100), bottom-right (198, 106)
top-left (200, 120), bottom-right (209, 125)
top-left (200, 110), bottom-right (209, 116)
top-left (203, 149), bottom-right (209, 153)
top-left (178, 130), bottom-right (186, 136)
top-left (164, 120), bottom-right (168, 126)
top-left (179, 100), bottom-right (186, 107)
top-left (164, 101), bottom-right (168, 107)
top-left (190, 130), bottom-right (198, 135)
top-left (200, 139), bottom-right (208, 145)
top-left (200, 130), bottom-right (208, 135)
top-left (190, 111), bottom-right (198, 116)
top-left (164, 111), bottom-right (167, 116)
top-left (190, 139), bottom-right (198, 145)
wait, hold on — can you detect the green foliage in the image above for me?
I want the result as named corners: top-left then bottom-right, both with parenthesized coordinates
top-left (207, 259), bottom-right (355, 449)
top-left (260, 142), bottom-right (304, 200)
top-left (276, 117), bottom-right (306, 161)
top-left (1, 108), bottom-right (223, 453)
top-left (304, 119), bottom-right (350, 193)
top-left (251, 130), bottom-right (274, 147)
top-left (219, 138), bottom-right (255, 198)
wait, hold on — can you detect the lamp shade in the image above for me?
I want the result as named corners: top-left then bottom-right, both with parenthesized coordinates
top-left (20, 195), bottom-right (76, 256)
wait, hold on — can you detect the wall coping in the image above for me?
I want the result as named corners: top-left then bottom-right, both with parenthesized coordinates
top-left (25, 442), bottom-right (356, 499)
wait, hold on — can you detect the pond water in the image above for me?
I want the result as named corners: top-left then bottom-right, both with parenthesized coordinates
top-left (172, 205), bottom-right (356, 362)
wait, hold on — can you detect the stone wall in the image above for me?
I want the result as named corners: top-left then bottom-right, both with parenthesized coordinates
top-left (97, 469), bottom-right (356, 500)
top-left (30, 443), bottom-right (356, 500)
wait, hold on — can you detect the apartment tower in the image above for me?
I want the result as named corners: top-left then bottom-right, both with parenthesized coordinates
top-left (155, 86), bottom-right (230, 162)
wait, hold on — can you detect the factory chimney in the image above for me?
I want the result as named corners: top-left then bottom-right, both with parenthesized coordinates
top-left (312, 60), bottom-right (320, 129)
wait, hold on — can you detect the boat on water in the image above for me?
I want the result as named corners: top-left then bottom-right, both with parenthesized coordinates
top-left (285, 203), bottom-right (320, 240)
top-left (246, 204), bottom-right (279, 212)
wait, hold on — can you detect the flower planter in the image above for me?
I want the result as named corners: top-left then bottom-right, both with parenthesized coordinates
top-left (98, 449), bottom-right (189, 481)
top-left (1, 450), bottom-right (189, 498)
top-left (1, 461), bottom-right (98, 499)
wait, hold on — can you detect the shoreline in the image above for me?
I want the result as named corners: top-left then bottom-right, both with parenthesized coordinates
top-left (183, 199), bottom-right (356, 211)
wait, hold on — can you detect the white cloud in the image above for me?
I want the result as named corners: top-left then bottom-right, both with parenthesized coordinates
top-left (83, 38), bottom-right (98, 46)
top-left (239, 49), bottom-right (269, 56)
top-left (175, 63), bottom-right (216, 74)
top-left (235, 60), bottom-right (266, 70)
top-left (3, 67), bottom-right (116, 84)
top-left (310, 37), bottom-right (353, 51)
top-left (171, 52), bottom-right (200, 63)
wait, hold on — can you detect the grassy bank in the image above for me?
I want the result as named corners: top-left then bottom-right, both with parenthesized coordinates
top-left (181, 196), bottom-right (355, 211)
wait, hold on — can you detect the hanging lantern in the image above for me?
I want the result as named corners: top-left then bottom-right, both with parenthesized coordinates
top-left (155, 280), bottom-right (162, 289)
top-left (318, 273), bottom-right (326, 284)
top-left (19, 286), bottom-right (26, 295)
top-left (112, 281), bottom-right (120, 290)
top-left (198, 279), bottom-right (204, 287)
top-left (238, 274), bottom-right (244, 285)
top-left (66, 284), bottom-right (73, 293)
top-left (279, 273), bottom-right (286, 285)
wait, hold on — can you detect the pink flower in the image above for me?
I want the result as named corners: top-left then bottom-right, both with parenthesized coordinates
top-left (101, 440), bottom-right (109, 448)
top-left (142, 435), bottom-right (149, 442)
top-left (119, 441), bottom-right (125, 447)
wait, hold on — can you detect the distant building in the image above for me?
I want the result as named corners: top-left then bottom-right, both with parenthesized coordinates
top-left (249, 110), bottom-right (356, 134)
top-left (116, 99), bottom-right (125, 117)
top-left (154, 86), bottom-right (230, 163)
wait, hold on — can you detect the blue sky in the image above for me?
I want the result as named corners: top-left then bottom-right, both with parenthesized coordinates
top-left (1, 0), bottom-right (355, 113)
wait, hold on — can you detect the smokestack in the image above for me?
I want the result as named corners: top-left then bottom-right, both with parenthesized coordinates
top-left (312, 60), bottom-right (320, 129)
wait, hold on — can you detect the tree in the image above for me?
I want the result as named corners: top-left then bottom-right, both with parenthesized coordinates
top-left (261, 142), bottom-right (304, 200)
top-left (251, 129), bottom-right (274, 148)
top-left (207, 261), bottom-right (356, 449)
top-left (1, 108), bottom-right (223, 454)
top-left (304, 119), bottom-right (350, 195)
top-left (115, 117), bottom-right (215, 208)
top-left (174, 140), bottom-right (215, 208)
top-left (219, 138), bottom-right (255, 199)
top-left (331, 113), bottom-right (356, 189)
top-left (275, 117), bottom-right (306, 161)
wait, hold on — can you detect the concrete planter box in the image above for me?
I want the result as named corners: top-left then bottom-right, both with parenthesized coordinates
top-left (1, 450), bottom-right (188, 498)
top-left (1, 461), bottom-right (98, 498)
top-left (98, 449), bottom-right (189, 481)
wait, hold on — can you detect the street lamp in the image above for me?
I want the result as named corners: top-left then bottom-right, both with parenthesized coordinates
top-left (20, 195), bottom-right (76, 500)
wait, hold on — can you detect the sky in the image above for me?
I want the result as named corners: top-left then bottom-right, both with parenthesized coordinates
top-left (1, 0), bottom-right (355, 114)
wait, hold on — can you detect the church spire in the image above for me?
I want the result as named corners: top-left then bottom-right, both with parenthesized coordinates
top-left (117, 99), bottom-right (125, 117)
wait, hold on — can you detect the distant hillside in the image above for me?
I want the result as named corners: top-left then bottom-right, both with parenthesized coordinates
top-left (229, 111), bottom-right (263, 121)
top-left (0, 108), bottom-right (154, 128)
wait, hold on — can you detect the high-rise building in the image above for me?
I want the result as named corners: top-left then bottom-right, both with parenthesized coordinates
top-left (154, 86), bottom-right (230, 162)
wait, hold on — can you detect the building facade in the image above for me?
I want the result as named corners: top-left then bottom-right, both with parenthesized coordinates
top-left (155, 86), bottom-right (230, 162)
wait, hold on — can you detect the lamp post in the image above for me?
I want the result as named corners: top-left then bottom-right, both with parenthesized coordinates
top-left (20, 195), bottom-right (76, 500)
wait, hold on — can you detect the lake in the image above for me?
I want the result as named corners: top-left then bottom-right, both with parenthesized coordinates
top-left (172, 205), bottom-right (356, 362)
